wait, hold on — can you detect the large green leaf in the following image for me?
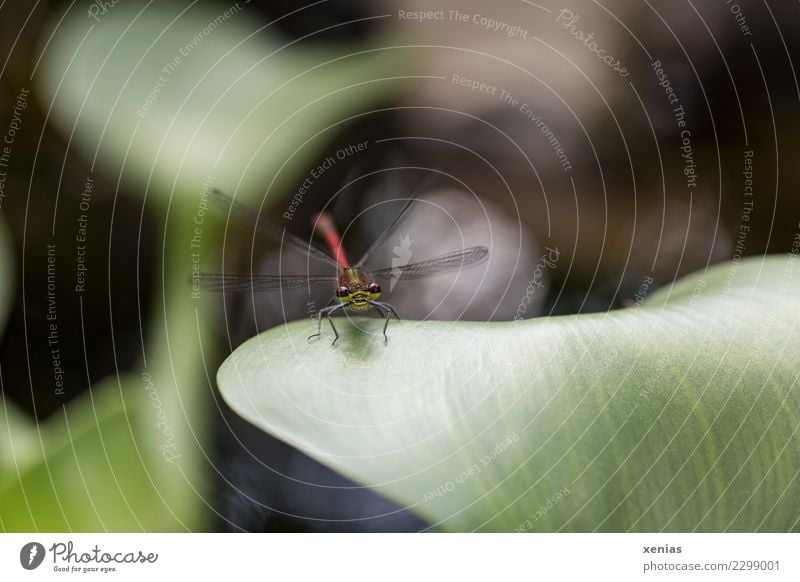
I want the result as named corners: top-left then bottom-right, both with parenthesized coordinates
top-left (37, 1), bottom-right (407, 204)
top-left (217, 254), bottom-right (800, 531)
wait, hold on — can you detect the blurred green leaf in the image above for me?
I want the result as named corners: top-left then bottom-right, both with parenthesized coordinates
top-left (38, 2), bottom-right (408, 205)
top-left (0, 376), bottom-right (187, 531)
top-left (0, 399), bottom-right (38, 476)
top-left (31, 1), bottom-right (414, 532)
top-left (217, 254), bottom-right (800, 531)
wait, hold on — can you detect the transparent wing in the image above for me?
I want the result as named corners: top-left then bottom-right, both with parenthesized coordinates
top-left (211, 188), bottom-right (339, 267)
top-left (370, 246), bottom-right (489, 283)
top-left (196, 273), bottom-right (337, 293)
top-left (354, 171), bottom-right (439, 267)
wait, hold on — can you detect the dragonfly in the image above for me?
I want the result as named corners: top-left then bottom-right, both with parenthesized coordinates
top-left (197, 175), bottom-right (489, 344)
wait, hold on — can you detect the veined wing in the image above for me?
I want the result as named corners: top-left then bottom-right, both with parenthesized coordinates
top-left (370, 246), bottom-right (489, 283)
top-left (210, 188), bottom-right (339, 268)
top-left (354, 170), bottom-right (439, 268)
top-left (196, 273), bottom-right (337, 293)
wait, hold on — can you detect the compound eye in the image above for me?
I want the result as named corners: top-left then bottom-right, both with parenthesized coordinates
top-left (367, 283), bottom-right (381, 294)
top-left (336, 286), bottom-right (350, 298)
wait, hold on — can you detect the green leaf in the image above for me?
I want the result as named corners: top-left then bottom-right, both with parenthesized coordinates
top-left (217, 254), bottom-right (800, 531)
top-left (37, 2), bottom-right (408, 205)
top-left (0, 375), bottom-right (189, 531)
top-left (32, 2), bottom-right (412, 531)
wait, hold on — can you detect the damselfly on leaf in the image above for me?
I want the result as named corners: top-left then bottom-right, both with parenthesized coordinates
top-left (197, 175), bottom-right (489, 344)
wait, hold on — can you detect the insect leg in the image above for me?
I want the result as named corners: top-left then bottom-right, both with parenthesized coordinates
top-left (373, 301), bottom-right (401, 320)
top-left (327, 303), bottom-right (348, 346)
top-left (369, 301), bottom-right (390, 343)
top-left (308, 303), bottom-right (346, 343)
top-left (308, 308), bottom-right (327, 342)
top-left (368, 300), bottom-right (395, 343)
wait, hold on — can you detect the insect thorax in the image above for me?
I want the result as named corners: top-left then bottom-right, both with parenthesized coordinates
top-left (341, 267), bottom-right (368, 287)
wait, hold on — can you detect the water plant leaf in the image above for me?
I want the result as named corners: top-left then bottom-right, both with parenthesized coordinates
top-left (217, 254), bottom-right (800, 531)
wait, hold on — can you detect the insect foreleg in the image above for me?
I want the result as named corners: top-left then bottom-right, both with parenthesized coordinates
top-left (368, 300), bottom-right (399, 343)
top-left (308, 302), bottom-right (348, 344)
top-left (373, 301), bottom-right (400, 321)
